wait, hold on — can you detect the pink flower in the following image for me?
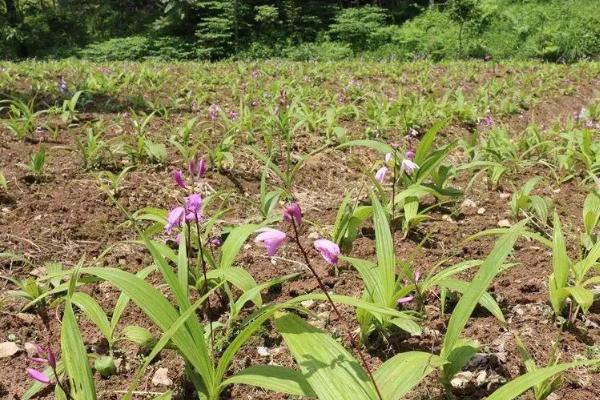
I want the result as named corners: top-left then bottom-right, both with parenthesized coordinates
top-left (375, 166), bottom-right (388, 183)
top-left (401, 159), bottom-right (419, 175)
top-left (480, 115), bottom-right (494, 127)
top-left (283, 202), bottom-right (302, 226)
top-left (27, 368), bottom-right (50, 384)
top-left (255, 228), bottom-right (287, 257)
top-left (189, 155), bottom-right (207, 178)
top-left (229, 110), bottom-right (238, 121)
top-left (165, 207), bottom-right (185, 233)
top-left (26, 345), bottom-right (56, 385)
top-left (396, 295), bottom-right (414, 305)
top-left (414, 269), bottom-right (421, 283)
top-left (314, 239), bottom-right (340, 266)
top-left (405, 150), bottom-right (415, 161)
top-left (172, 169), bottom-right (186, 188)
top-left (208, 104), bottom-right (221, 121)
top-left (185, 194), bottom-right (202, 221)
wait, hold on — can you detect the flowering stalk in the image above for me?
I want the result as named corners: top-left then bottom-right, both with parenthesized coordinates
top-left (194, 213), bottom-right (214, 351)
top-left (288, 217), bottom-right (384, 400)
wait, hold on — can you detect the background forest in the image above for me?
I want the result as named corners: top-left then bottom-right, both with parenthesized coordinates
top-left (1, 0), bottom-right (600, 62)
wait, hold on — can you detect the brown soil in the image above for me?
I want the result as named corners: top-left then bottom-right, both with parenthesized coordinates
top-left (1, 63), bottom-right (600, 400)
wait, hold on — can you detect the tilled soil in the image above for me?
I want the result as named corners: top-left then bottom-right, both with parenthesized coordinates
top-left (1, 62), bottom-right (600, 399)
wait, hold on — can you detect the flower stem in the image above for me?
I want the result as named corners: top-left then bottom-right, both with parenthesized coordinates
top-left (194, 215), bottom-right (214, 353)
top-left (290, 219), bottom-right (383, 400)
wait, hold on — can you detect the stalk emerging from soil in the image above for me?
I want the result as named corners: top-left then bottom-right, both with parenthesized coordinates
top-left (289, 217), bottom-right (384, 400)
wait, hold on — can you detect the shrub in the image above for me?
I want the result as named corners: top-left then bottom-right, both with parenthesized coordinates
top-left (328, 6), bottom-right (390, 53)
top-left (77, 36), bottom-right (195, 61)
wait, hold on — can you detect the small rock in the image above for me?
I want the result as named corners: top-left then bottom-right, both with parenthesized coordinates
top-left (307, 232), bottom-right (320, 240)
top-left (29, 267), bottom-right (46, 277)
top-left (477, 207), bottom-right (486, 215)
top-left (499, 193), bottom-right (511, 199)
top-left (461, 199), bottom-right (477, 209)
top-left (16, 313), bottom-right (36, 324)
top-left (0, 342), bottom-right (20, 358)
top-left (24, 342), bottom-right (39, 357)
top-left (450, 371), bottom-right (474, 389)
top-left (300, 300), bottom-right (315, 309)
top-left (1, 207), bottom-right (9, 213)
top-left (497, 219), bottom-right (511, 227)
top-left (442, 215), bottom-right (455, 223)
top-left (151, 368), bottom-right (172, 387)
top-left (475, 370), bottom-right (487, 387)
top-left (257, 346), bottom-right (270, 357)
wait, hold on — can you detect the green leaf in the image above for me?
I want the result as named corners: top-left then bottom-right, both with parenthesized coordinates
top-left (223, 365), bottom-right (316, 397)
top-left (415, 120), bottom-right (446, 165)
top-left (206, 267), bottom-right (261, 307)
top-left (71, 292), bottom-right (112, 344)
top-left (371, 191), bottom-right (396, 307)
top-left (565, 286), bottom-right (594, 313)
top-left (274, 312), bottom-right (378, 400)
top-left (487, 360), bottom-right (600, 400)
top-left (374, 351), bottom-right (444, 400)
top-left (81, 267), bottom-right (214, 391)
top-left (442, 222), bottom-right (525, 359)
top-left (219, 224), bottom-right (261, 269)
top-left (61, 301), bottom-right (97, 400)
top-left (552, 212), bottom-right (570, 289)
top-left (437, 278), bottom-right (505, 323)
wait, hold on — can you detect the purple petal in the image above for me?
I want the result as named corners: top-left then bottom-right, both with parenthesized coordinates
top-left (396, 295), bottom-right (414, 305)
top-left (185, 194), bottom-right (202, 216)
top-left (189, 156), bottom-right (207, 177)
top-left (165, 207), bottom-right (185, 233)
top-left (283, 202), bottom-right (302, 225)
top-left (27, 368), bottom-right (50, 384)
top-left (172, 169), bottom-right (186, 188)
top-left (47, 348), bottom-right (56, 369)
top-left (401, 159), bottom-right (419, 175)
top-left (375, 166), bottom-right (388, 183)
top-left (255, 228), bottom-right (287, 257)
top-left (314, 239), bottom-right (340, 265)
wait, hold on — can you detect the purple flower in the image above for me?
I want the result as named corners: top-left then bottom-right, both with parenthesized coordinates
top-left (206, 236), bottom-right (222, 248)
top-left (405, 150), bottom-right (415, 161)
top-left (165, 207), bottom-right (185, 233)
top-left (189, 156), bottom-right (207, 178)
top-left (208, 104), bottom-right (221, 122)
top-left (58, 76), bottom-right (68, 95)
top-left (172, 169), bottom-right (186, 188)
top-left (401, 159), bottom-right (419, 175)
top-left (480, 115), bottom-right (494, 127)
top-left (26, 345), bottom-right (56, 385)
top-left (229, 110), bottom-right (238, 121)
top-left (414, 269), bottom-right (421, 283)
top-left (27, 368), bottom-right (50, 384)
top-left (375, 166), bottom-right (388, 183)
top-left (255, 228), bottom-right (287, 257)
top-left (397, 295), bottom-right (414, 305)
top-left (314, 239), bottom-right (340, 266)
top-left (185, 194), bottom-right (202, 221)
top-left (283, 202), bottom-right (302, 226)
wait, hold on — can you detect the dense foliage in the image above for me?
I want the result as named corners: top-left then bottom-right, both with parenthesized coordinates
top-left (1, 1), bottom-right (599, 61)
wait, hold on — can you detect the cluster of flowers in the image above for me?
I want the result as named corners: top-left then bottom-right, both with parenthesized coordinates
top-left (254, 202), bottom-right (341, 266)
top-left (375, 149), bottom-right (419, 184)
top-left (574, 107), bottom-right (600, 130)
top-left (26, 345), bottom-right (56, 385)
